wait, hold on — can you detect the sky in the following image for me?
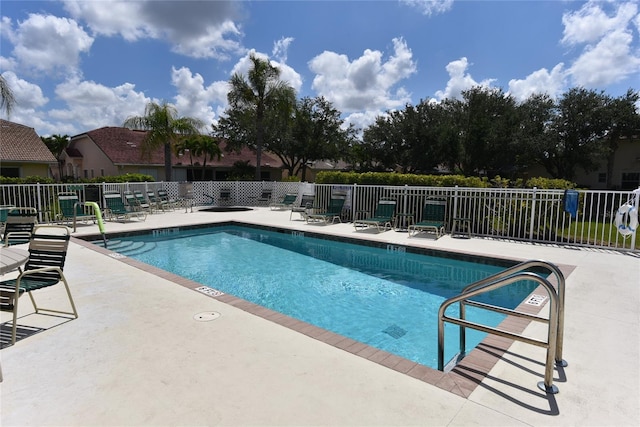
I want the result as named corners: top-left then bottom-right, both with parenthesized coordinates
top-left (1, 0), bottom-right (639, 138)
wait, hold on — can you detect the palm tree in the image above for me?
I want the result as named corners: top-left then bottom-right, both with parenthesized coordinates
top-left (192, 135), bottom-right (222, 180)
top-left (41, 134), bottom-right (70, 180)
top-left (123, 101), bottom-right (203, 181)
top-left (177, 134), bottom-right (222, 180)
top-left (0, 75), bottom-right (16, 116)
top-left (227, 54), bottom-right (295, 180)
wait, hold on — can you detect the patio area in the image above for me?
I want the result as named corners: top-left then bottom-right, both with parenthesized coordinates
top-left (1, 206), bottom-right (638, 426)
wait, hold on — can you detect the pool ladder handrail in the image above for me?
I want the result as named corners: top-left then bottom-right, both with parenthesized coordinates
top-left (437, 259), bottom-right (567, 394)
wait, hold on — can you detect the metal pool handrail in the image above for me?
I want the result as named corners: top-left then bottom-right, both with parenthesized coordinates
top-left (459, 259), bottom-right (567, 365)
top-left (437, 270), bottom-right (562, 394)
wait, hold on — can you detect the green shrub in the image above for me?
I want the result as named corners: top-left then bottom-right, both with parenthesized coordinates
top-left (315, 171), bottom-right (575, 189)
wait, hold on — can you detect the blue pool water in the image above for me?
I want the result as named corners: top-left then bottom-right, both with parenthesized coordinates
top-left (102, 225), bottom-right (536, 368)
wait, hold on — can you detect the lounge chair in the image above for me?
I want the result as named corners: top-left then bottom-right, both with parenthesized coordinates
top-left (2, 207), bottom-right (38, 246)
top-left (256, 189), bottom-right (272, 206)
top-left (408, 199), bottom-right (447, 239)
top-left (57, 192), bottom-right (96, 232)
top-left (0, 225), bottom-right (78, 345)
top-left (157, 190), bottom-right (178, 211)
top-left (354, 199), bottom-right (397, 232)
top-left (219, 188), bottom-right (232, 205)
top-left (147, 191), bottom-right (167, 212)
top-left (306, 194), bottom-right (347, 224)
top-left (290, 194), bottom-right (315, 220)
top-left (104, 192), bottom-right (145, 222)
top-left (132, 191), bottom-right (154, 214)
top-left (270, 194), bottom-right (297, 211)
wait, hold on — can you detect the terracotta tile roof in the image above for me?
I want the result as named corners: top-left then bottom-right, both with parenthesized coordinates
top-left (73, 126), bottom-right (282, 168)
top-left (77, 126), bottom-right (164, 166)
top-left (0, 119), bottom-right (57, 163)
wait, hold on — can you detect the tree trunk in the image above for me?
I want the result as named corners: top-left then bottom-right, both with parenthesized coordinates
top-left (164, 142), bottom-right (173, 181)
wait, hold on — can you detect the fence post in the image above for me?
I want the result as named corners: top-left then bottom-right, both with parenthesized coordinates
top-left (529, 187), bottom-right (537, 241)
top-left (36, 182), bottom-right (43, 222)
top-left (352, 183), bottom-right (358, 222)
top-left (632, 187), bottom-right (640, 251)
top-left (453, 185), bottom-right (459, 222)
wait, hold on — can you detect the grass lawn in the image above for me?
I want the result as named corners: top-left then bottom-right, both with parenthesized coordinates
top-left (559, 221), bottom-right (639, 249)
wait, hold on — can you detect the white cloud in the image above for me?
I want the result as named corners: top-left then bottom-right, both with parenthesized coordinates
top-left (434, 57), bottom-right (495, 101)
top-left (507, 64), bottom-right (567, 101)
top-left (561, 1), bottom-right (638, 45)
top-left (45, 78), bottom-right (154, 135)
top-left (171, 67), bottom-right (229, 128)
top-left (562, 1), bottom-right (640, 88)
top-left (569, 29), bottom-right (640, 88)
top-left (308, 37), bottom-right (416, 114)
top-left (230, 50), bottom-right (303, 93)
top-left (2, 14), bottom-right (93, 75)
top-left (273, 37), bottom-right (294, 63)
top-left (62, 0), bottom-right (245, 60)
top-left (0, 71), bottom-right (48, 116)
top-left (400, 0), bottom-right (454, 16)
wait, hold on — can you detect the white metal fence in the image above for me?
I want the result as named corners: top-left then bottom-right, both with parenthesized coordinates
top-left (1, 181), bottom-right (637, 252)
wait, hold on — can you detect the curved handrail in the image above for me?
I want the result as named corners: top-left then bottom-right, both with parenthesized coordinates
top-left (438, 271), bottom-right (560, 393)
top-left (460, 259), bottom-right (566, 364)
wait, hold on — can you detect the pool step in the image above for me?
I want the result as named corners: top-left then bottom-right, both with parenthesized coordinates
top-left (94, 239), bottom-right (157, 256)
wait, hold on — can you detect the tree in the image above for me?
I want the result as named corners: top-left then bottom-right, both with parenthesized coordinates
top-left (268, 96), bottom-right (353, 180)
top-left (602, 89), bottom-right (640, 188)
top-left (41, 134), bottom-right (70, 180)
top-left (457, 87), bottom-right (519, 177)
top-left (542, 88), bottom-right (610, 180)
top-left (223, 54), bottom-right (295, 180)
top-left (0, 75), bottom-right (16, 116)
top-left (123, 101), bottom-right (203, 181)
top-left (514, 93), bottom-right (555, 173)
top-left (190, 135), bottom-right (222, 180)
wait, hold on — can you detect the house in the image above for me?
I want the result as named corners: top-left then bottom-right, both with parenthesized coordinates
top-left (64, 126), bottom-right (284, 181)
top-left (0, 119), bottom-right (57, 178)
top-left (525, 135), bottom-right (640, 190)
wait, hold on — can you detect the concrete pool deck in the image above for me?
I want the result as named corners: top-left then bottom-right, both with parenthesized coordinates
top-left (1, 206), bottom-right (638, 426)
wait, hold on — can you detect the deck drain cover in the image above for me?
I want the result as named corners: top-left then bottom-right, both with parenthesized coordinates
top-left (194, 311), bottom-right (221, 322)
top-left (382, 324), bottom-right (407, 339)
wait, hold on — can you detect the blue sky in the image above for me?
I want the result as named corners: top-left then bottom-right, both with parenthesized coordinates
top-left (1, 0), bottom-right (639, 137)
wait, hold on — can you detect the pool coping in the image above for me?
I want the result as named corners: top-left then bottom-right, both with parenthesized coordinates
top-left (72, 224), bottom-right (576, 399)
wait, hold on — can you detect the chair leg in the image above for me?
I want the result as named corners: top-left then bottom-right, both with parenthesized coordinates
top-left (10, 290), bottom-right (19, 345)
top-left (28, 277), bottom-right (78, 319)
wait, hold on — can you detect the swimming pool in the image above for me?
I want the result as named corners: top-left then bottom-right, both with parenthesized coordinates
top-left (99, 225), bottom-right (537, 369)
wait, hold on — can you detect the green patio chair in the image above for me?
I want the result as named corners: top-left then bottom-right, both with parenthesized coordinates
top-left (306, 193), bottom-right (347, 224)
top-left (104, 191), bottom-right (145, 222)
top-left (290, 194), bottom-right (315, 220)
top-left (408, 199), bottom-right (447, 239)
top-left (57, 192), bottom-right (96, 232)
top-left (2, 207), bottom-right (38, 246)
top-left (270, 194), bottom-right (297, 210)
top-left (353, 199), bottom-right (397, 232)
top-left (157, 190), bottom-right (179, 210)
top-left (0, 225), bottom-right (78, 345)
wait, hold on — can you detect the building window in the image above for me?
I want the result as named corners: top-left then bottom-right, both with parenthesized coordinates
top-left (83, 169), bottom-right (88, 178)
top-left (621, 172), bottom-right (640, 190)
top-left (101, 169), bottom-right (105, 176)
top-left (598, 173), bottom-right (606, 183)
top-left (0, 167), bottom-right (20, 178)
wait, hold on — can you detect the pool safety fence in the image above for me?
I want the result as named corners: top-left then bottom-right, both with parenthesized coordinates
top-left (0, 181), bottom-right (637, 252)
